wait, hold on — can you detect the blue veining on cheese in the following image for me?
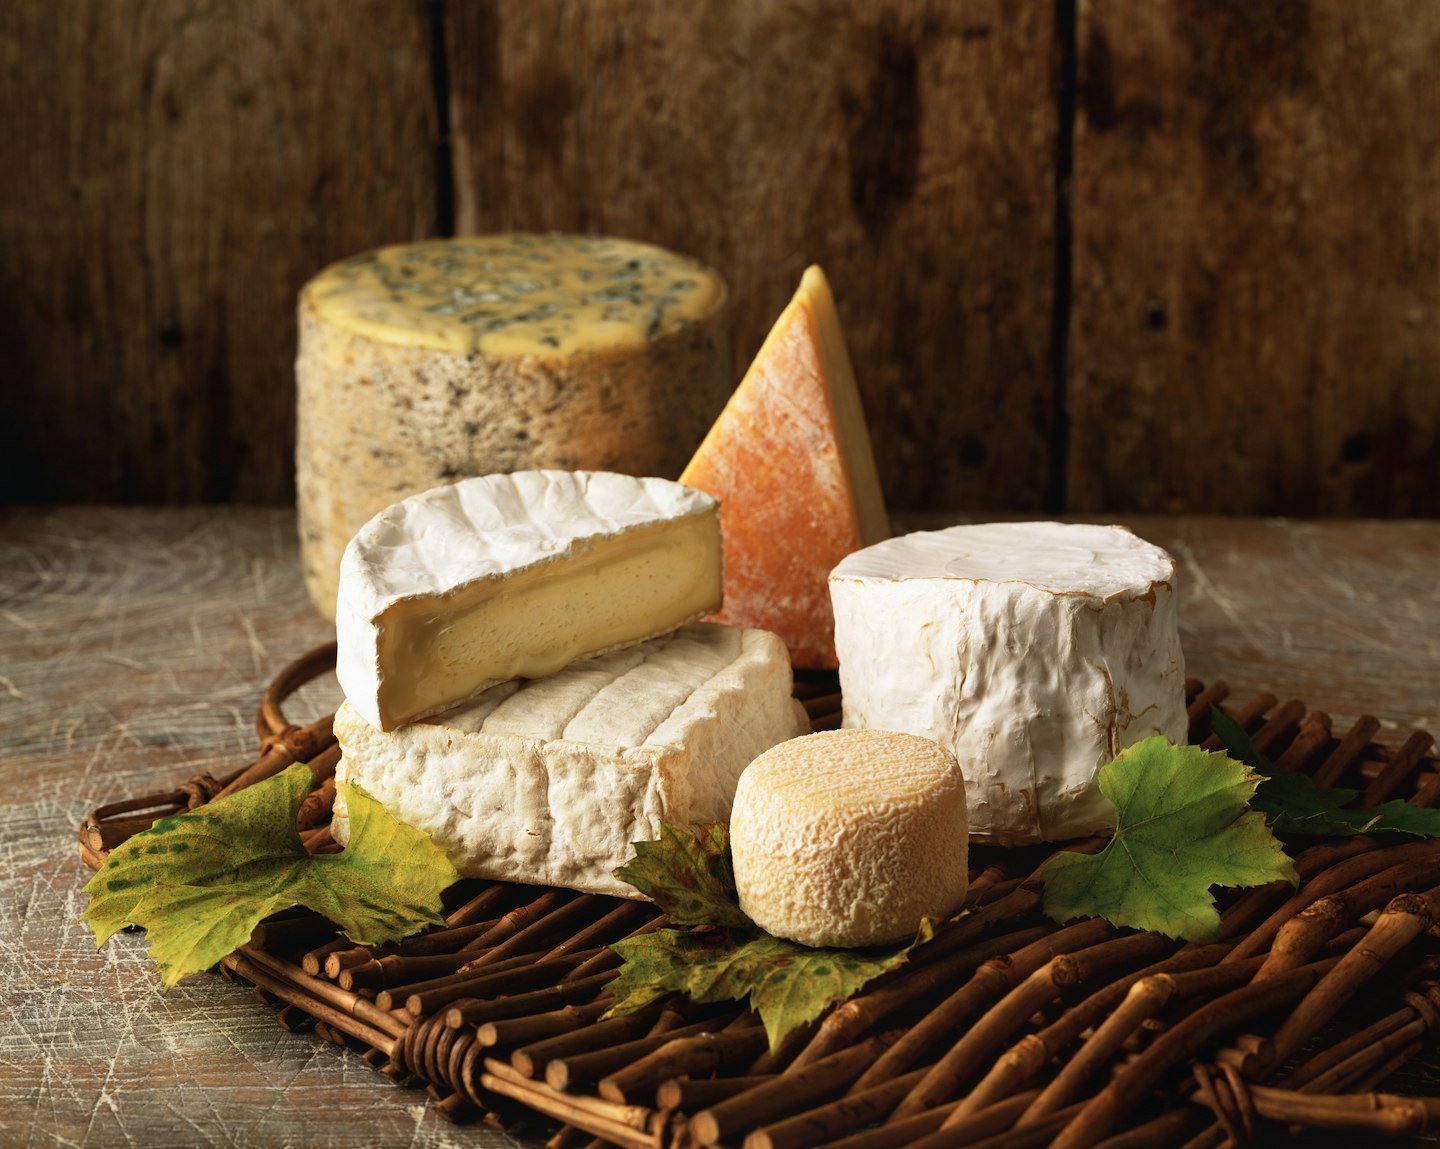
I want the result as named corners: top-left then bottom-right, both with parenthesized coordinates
top-left (305, 234), bottom-right (724, 357)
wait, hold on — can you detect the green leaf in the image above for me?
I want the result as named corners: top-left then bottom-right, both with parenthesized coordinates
top-left (1042, 737), bottom-right (1297, 941)
top-left (1249, 767), bottom-right (1383, 837)
top-left (1211, 707), bottom-right (1440, 838)
top-left (613, 822), bottom-right (752, 929)
top-left (607, 921), bottom-right (932, 1054)
top-left (610, 823), bottom-right (936, 1051)
top-left (82, 763), bottom-right (458, 988)
top-left (1344, 800), bottom-right (1440, 836)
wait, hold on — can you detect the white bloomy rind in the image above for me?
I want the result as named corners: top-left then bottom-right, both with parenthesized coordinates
top-left (830, 522), bottom-right (1186, 846)
top-left (335, 470), bottom-right (722, 731)
top-left (730, 729), bottom-right (970, 948)
top-left (332, 622), bottom-right (809, 897)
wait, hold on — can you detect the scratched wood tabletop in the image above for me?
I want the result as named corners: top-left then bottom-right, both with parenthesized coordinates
top-left (2, 506), bottom-right (1437, 1147)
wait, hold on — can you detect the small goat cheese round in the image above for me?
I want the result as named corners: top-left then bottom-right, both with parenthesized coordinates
top-left (730, 730), bottom-right (969, 948)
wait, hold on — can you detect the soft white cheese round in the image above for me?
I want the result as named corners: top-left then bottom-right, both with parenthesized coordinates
top-left (730, 730), bottom-right (969, 948)
top-left (830, 521), bottom-right (1187, 846)
top-left (333, 622), bottom-right (810, 898)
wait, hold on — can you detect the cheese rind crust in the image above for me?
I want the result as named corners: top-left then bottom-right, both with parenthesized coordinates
top-left (296, 235), bottom-right (730, 618)
top-left (332, 623), bottom-right (810, 898)
top-left (831, 522), bottom-right (1187, 846)
top-left (679, 266), bottom-right (888, 669)
top-left (336, 470), bottom-right (723, 732)
top-left (730, 730), bottom-right (969, 948)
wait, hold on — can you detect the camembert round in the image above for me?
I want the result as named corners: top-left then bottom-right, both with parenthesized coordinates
top-left (729, 730), bottom-right (969, 948)
top-left (830, 521), bottom-right (1187, 846)
top-left (296, 234), bottom-right (730, 618)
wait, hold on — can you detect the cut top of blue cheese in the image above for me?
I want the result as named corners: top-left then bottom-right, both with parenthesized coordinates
top-left (303, 233), bottom-right (726, 358)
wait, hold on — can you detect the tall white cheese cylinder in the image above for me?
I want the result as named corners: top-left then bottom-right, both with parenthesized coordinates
top-left (830, 522), bottom-right (1187, 845)
top-left (296, 234), bottom-right (730, 619)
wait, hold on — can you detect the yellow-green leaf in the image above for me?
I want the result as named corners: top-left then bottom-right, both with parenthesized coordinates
top-left (82, 763), bottom-right (458, 988)
top-left (1042, 737), bottom-right (1297, 941)
top-left (607, 921), bottom-right (931, 1054)
top-left (610, 822), bottom-right (935, 1051)
top-left (613, 822), bottom-right (750, 929)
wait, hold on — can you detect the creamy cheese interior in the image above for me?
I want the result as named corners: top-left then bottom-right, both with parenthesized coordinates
top-left (304, 234), bottom-right (725, 357)
top-left (373, 515), bottom-right (723, 728)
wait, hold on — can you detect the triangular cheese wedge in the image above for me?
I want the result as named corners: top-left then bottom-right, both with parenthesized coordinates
top-left (680, 266), bottom-right (889, 668)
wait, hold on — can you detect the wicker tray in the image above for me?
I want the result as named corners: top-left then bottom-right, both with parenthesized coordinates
top-left (79, 644), bottom-right (1440, 1148)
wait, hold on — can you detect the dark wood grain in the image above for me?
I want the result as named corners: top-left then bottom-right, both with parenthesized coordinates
top-left (5, 0), bottom-right (1440, 518)
top-left (446, 0), bottom-right (1060, 512)
top-left (0, 0), bottom-right (437, 505)
top-left (3, 508), bottom-right (1438, 1145)
top-left (1068, 0), bottom-right (1440, 515)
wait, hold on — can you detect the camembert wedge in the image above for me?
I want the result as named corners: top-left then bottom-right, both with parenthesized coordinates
top-left (335, 470), bottom-right (722, 731)
top-left (679, 265), bottom-right (888, 668)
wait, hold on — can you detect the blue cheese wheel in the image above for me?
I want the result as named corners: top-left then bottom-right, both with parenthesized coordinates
top-left (296, 234), bottom-right (730, 618)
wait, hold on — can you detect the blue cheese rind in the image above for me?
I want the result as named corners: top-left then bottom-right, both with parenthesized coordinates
top-left (305, 235), bottom-right (724, 358)
top-left (296, 234), bottom-right (730, 618)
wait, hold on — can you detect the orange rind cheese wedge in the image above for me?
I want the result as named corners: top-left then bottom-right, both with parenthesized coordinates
top-left (680, 266), bottom-right (889, 668)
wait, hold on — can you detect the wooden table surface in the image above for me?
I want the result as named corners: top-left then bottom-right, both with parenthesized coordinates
top-left (3, 506), bottom-right (1438, 1147)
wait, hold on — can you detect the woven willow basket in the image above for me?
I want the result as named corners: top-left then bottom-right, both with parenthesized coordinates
top-left (79, 643), bottom-right (1440, 1148)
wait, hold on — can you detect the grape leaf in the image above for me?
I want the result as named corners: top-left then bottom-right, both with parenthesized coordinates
top-left (613, 822), bottom-right (751, 929)
top-left (608, 921), bottom-right (932, 1054)
top-left (83, 762), bottom-right (458, 988)
top-left (609, 822), bottom-right (934, 1051)
top-left (1211, 708), bottom-right (1440, 838)
top-left (1319, 798), bottom-right (1440, 836)
top-left (1042, 737), bottom-right (1297, 941)
top-left (1215, 711), bottom-right (1440, 835)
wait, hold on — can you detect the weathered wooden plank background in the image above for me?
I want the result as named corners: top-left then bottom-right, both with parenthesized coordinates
top-left (2, 0), bottom-right (1437, 515)
top-left (1069, 0), bottom-right (1440, 515)
top-left (0, 0), bottom-right (437, 504)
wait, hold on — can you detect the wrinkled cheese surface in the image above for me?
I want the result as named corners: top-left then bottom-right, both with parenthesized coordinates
top-left (305, 234), bottom-right (724, 358)
top-left (831, 522), bottom-right (1187, 846)
top-left (336, 471), bottom-right (722, 731)
top-left (332, 623), bottom-right (810, 897)
top-left (730, 730), bottom-right (969, 948)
